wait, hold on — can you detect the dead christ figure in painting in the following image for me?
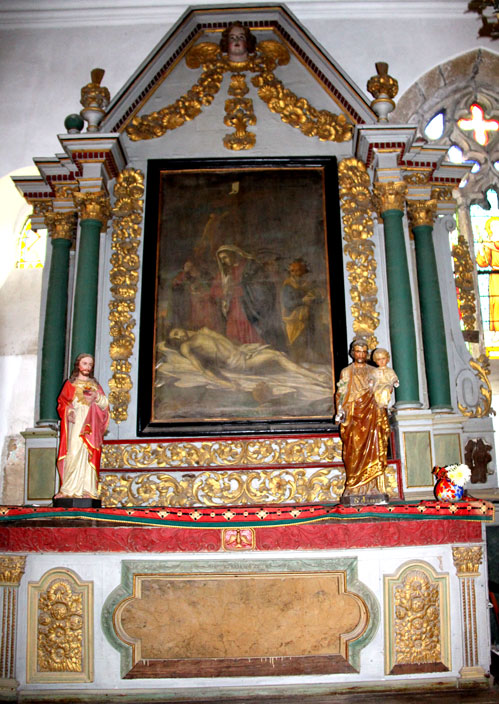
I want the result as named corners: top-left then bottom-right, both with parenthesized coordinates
top-left (166, 327), bottom-right (328, 390)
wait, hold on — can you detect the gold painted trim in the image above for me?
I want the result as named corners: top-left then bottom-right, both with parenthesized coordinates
top-left (107, 168), bottom-right (145, 423)
top-left (27, 568), bottom-right (93, 684)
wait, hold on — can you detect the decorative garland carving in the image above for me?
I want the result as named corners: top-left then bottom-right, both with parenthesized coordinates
top-left (108, 168), bottom-right (144, 423)
top-left (126, 39), bottom-right (352, 148)
top-left (451, 234), bottom-right (477, 332)
top-left (101, 436), bottom-right (343, 469)
top-left (99, 464), bottom-right (400, 507)
top-left (338, 158), bottom-right (379, 348)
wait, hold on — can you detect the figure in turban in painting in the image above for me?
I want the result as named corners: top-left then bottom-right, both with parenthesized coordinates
top-left (55, 354), bottom-right (109, 500)
top-left (335, 339), bottom-right (391, 505)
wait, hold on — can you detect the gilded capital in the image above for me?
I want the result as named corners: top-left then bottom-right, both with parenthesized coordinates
top-left (0, 555), bottom-right (26, 586)
top-left (407, 199), bottom-right (438, 228)
top-left (372, 181), bottom-right (407, 213)
top-left (44, 210), bottom-right (77, 241)
top-left (452, 546), bottom-right (483, 577)
top-left (73, 190), bottom-right (111, 225)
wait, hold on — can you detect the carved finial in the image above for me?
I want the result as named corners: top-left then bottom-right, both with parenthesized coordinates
top-left (367, 62), bottom-right (398, 122)
top-left (80, 68), bottom-right (110, 132)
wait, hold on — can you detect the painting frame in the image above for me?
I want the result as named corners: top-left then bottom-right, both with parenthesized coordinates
top-left (137, 157), bottom-right (347, 437)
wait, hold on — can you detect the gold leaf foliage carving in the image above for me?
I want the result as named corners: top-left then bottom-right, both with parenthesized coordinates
top-left (393, 569), bottom-right (442, 666)
top-left (101, 437), bottom-right (343, 470)
top-left (338, 158), bottom-right (379, 348)
top-left (452, 546), bottom-right (483, 577)
top-left (0, 555), bottom-right (26, 585)
top-left (452, 235), bottom-right (477, 332)
top-left (108, 168), bottom-right (144, 423)
top-left (99, 464), bottom-right (399, 507)
top-left (458, 355), bottom-right (492, 418)
top-left (37, 579), bottom-right (83, 672)
top-left (126, 38), bottom-right (352, 147)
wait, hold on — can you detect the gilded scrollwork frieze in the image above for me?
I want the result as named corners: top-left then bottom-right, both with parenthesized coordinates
top-left (372, 181), bottom-right (407, 214)
top-left (126, 37), bottom-right (352, 147)
top-left (108, 168), bottom-right (144, 423)
top-left (73, 190), bottom-right (111, 225)
top-left (338, 158), bottom-right (379, 348)
top-left (44, 210), bottom-right (77, 242)
top-left (452, 235), bottom-right (477, 332)
top-left (406, 199), bottom-right (438, 228)
top-left (0, 555), bottom-right (26, 586)
top-left (101, 436), bottom-right (342, 470)
top-left (99, 464), bottom-right (399, 507)
top-left (458, 355), bottom-right (492, 418)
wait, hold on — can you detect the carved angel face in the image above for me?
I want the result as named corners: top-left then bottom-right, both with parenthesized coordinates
top-left (227, 27), bottom-right (248, 62)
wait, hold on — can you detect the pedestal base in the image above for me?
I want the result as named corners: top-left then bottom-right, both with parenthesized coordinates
top-left (53, 497), bottom-right (101, 508)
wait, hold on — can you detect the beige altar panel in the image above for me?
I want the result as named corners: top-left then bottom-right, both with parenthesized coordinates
top-left (114, 571), bottom-right (369, 677)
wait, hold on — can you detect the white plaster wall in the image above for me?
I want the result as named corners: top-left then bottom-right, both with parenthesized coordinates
top-left (15, 543), bottom-right (490, 693)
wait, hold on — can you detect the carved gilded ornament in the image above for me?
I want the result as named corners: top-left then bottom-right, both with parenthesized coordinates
top-left (101, 436), bottom-right (342, 470)
top-left (108, 168), bottom-right (144, 423)
top-left (338, 158), bottom-right (379, 348)
top-left (367, 62), bottom-right (399, 100)
top-left (0, 555), bottom-right (26, 586)
top-left (44, 210), bottom-right (77, 242)
top-left (393, 570), bottom-right (442, 666)
top-left (37, 578), bottom-right (84, 673)
top-left (126, 39), bottom-right (352, 148)
top-left (80, 68), bottom-right (110, 110)
top-left (406, 200), bottom-right (438, 228)
top-left (372, 181), bottom-right (408, 214)
top-left (73, 190), bottom-right (111, 225)
top-left (99, 464), bottom-right (400, 507)
top-left (452, 235), bottom-right (477, 331)
top-left (223, 96), bottom-right (256, 150)
top-left (431, 186), bottom-right (454, 202)
top-left (31, 200), bottom-right (52, 218)
top-left (53, 184), bottom-right (78, 200)
top-left (403, 171), bottom-right (432, 185)
top-left (458, 355), bottom-right (492, 418)
top-left (452, 546), bottom-right (483, 577)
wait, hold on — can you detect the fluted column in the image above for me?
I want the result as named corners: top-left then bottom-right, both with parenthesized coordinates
top-left (71, 191), bottom-right (110, 361)
top-left (452, 546), bottom-right (486, 679)
top-left (373, 181), bottom-right (420, 405)
top-left (0, 556), bottom-right (26, 695)
top-left (408, 200), bottom-right (452, 410)
top-left (38, 211), bottom-right (76, 423)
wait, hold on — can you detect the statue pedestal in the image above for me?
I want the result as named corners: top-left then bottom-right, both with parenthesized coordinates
top-left (52, 497), bottom-right (101, 508)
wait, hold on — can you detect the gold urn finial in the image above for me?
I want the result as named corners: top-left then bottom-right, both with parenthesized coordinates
top-left (80, 67), bottom-right (110, 132)
top-left (367, 62), bottom-right (398, 122)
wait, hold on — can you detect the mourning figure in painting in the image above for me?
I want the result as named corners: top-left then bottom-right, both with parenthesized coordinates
top-left (55, 354), bottom-right (109, 501)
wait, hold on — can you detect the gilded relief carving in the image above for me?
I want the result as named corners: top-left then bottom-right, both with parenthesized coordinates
top-left (44, 211), bottom-right (77, 242)
top-left (338, 158), bottom-right (379, 348)
top-left (27, 568), bottom-right (93, 683)
top-left (126, 34), bottom-right (352, 148)
top-left (452, 235), bottom-right (477, 332)
top-left (458, 356), bottom-right (492, 418)
top-left (452, 546), bottom-right (483, 577)
top-left (99, 463), bottom-right (399, 507)
top-left (73, 190), bottom-right (111, 224)
top-left (406, 200), bottom-right (438, 228)
top-left (385, 562), bottom-right (450, 675)
top-left (0, 555), bottom-right (26, 586)
top-left (108, 168), bottom-right (144, 423)
top-left (372, 181), bottom-right (408, 214)
top-left (101, 436), bottom-right (342, 469)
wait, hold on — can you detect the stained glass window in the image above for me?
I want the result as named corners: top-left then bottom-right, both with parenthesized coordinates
top-left (471, 189), bottom-right (499, 358)
top-left (16, 217), bottom-right (46, 269)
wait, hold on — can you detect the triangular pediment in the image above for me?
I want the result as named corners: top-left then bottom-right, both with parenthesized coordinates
top-left (100, 3), bottom-right (376, 144)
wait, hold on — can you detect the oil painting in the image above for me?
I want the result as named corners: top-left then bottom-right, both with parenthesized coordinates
top-left (138, 158), bottom-right (346, 436)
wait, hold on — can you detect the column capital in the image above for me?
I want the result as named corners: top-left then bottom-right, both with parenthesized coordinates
top-left (0, 556), bottom-right (26, 586)
top-left (407, 199), bottom-right (438, 228)
top-left (452, 546), bottom-right (483, 577)
top-left (44, 210), bottom-right (77, 241)
top-left (73, 189), bottom-right (111, 225)
top-left (372, 180), bottom-right (407, 214)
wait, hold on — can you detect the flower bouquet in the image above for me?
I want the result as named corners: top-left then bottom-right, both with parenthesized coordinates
top-left (432, 463), bottom-right (471, 502)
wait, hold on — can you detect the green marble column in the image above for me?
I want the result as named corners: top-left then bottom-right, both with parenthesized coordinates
top-left (71, 191), bottom-right (110, 363)
top-left (375, 182), bottom-right (420, 405)
top-left (38, 213), bottom-right (75, 423)
top-left (408, 200), bottom-right (452, 409)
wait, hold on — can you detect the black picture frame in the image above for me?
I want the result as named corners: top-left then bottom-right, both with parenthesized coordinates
top-left (137, 156), bottom-right (347, 437)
